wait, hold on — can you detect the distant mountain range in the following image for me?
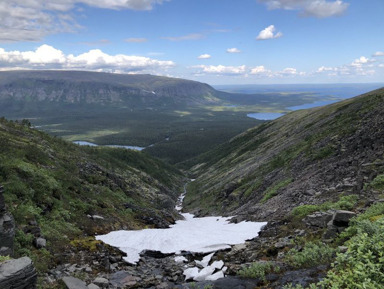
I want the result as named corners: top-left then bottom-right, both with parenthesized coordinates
top-left (0, 70), bottom-right (222, 109)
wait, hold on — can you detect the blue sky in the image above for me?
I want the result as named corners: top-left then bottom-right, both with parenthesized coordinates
top-left (0, 0), bottom-right (383, 84)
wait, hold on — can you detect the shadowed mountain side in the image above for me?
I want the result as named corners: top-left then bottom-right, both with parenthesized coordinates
top-left (0, 70), bottom-right (220, 108)
top-left (184, 88), bottom-right (384, 221)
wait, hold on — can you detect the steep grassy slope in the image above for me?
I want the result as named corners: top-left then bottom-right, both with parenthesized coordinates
top-left (185, 88), bottom-right (384, 221)
top-left (0, 117), bottom-right (184, 270)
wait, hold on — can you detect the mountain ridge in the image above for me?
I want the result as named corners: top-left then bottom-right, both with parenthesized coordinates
top-left (0, 70), bottom-right (220, 107)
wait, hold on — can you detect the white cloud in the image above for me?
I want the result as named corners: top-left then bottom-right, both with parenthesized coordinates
top-left (316, 55), bottom-right (380, 78)
top-left (198, 54), bottom-right (211, 59)
top-left (226, 48), bottom-right (241, 53)
top-left (258, 0), bottom-right (349, 18)
top-left (0, 0), bottom-right (168, 42)
top-left (0, 45), bottom-right (175, 73)
top-left (194, 65), bottom-right (246, 75)
top-left (125, 38), bottom-right (148, 43)
top-left (281, 67), bottom-right (298, 74)
top-left (250, 66), bottom-right (268, 74)
top-left (162, 33), bottom-right (205, 41)
top-left (351, 56), bottom-right (370, 67)
top-left (256, 25), bottom-right (283, 40)
top-left (373, 51), bottom-right (384, 57)
top-left (317, 66), bottom-right (336, 72)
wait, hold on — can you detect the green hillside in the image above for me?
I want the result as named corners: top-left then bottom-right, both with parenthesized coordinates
top-left (0, 117), bottom-right (184, 273)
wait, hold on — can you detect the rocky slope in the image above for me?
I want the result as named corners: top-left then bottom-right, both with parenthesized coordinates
top-left (179, 87), bottom-right (384, 288)
top-left (185, 88), bottom-right (384, 221)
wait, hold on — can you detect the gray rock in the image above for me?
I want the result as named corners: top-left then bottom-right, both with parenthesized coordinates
top-left (62, 276), bottom-right (88, 289)
top-left (0, 256), bottom-right (37, 289)
top-left (332, 210), bottom-right (356, 227)
top-left (304, 211), bottom-right (333, 228)
top-left (0, 213), bottom-right (15, 256)
top-left (109, 271), bottom-right (141, 287)
top-left (33, 237), bottom-right (46, 249)
top-left (93, 277), bottom-right (108, 288)
top-left (87, 284), bottom-right (100, 289)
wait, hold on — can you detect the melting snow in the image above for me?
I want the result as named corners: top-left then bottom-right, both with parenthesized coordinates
top-left (96, 187), bottom-right (266, 281)
top-left (96, 212), bottom-right (266, 264)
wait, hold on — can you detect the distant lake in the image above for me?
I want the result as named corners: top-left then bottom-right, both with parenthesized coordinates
top-left (247, 112), bottom-right (284, 120)
top-left (74, 141), bottom-right (145, 151)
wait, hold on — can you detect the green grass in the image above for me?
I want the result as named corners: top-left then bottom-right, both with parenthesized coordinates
top-left (291, 195), bottom-right (359, 220)
top-left (261, 178), bottom-right (293, 203)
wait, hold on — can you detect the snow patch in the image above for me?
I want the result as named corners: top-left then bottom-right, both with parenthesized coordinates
top-left (96, 213), bottom-right (266, 265)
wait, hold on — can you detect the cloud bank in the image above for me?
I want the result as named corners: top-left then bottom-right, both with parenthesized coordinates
top-left (0, 0), bottom-right (168, 42)
top-left (258, 0), bottom-right (349, 18)
top-left (0, 45), bottom-right (175, 73)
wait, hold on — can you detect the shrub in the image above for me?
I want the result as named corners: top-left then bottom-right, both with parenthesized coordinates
top-left (369, 174), bottom-right (384, 191)
top-left (319, 219), bottom-right (384, 288)
top-left (0, 256), bottom-right (11, 262)
top-left (285, 241), bottom-right (336, 268)
top-left (291, 195), bottom-right (358, 220)
top-left (238, 261), bottom-right (280, 280)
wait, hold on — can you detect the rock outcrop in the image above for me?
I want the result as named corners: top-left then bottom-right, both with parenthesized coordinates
top-left (0, 185), bottom-right (15, 257)
top-left (0, 257), bottom-right (37, 289)
top-left (0, 185), bottom-right (37, 289)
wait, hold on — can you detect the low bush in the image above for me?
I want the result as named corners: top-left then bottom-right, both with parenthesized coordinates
top-left (238, 261), bottom-right (280, 280)
top-left (291, 195), bottom-right (358, 220)
top-left (319, 218), bottom-right (384, 288)
top-left (285, 241), bottom-right (336, 269)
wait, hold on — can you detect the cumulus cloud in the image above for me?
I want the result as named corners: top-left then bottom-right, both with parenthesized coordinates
top-left (258, 0), bottom-right (349, 18)
top-left (316, 55), bottom-right (379, 77)
top-left (256, 25), bottom-right (283, 40)
top-left (162, 33), bottom-right (205, 41)
top-left (198, 54), bottom-right (211, 59)
top-left (226, 48), bottom-right (241, 53)
top-left (351, 56), bottom-right (371, 67)
top-left (250, 66), bottom-right (268, 74)
top-left (194, 65), bottom-right (246, 75)
top-left (0, 0), bottom-right (168, 42)
top-left (0, 45), bottom-right (175, 73)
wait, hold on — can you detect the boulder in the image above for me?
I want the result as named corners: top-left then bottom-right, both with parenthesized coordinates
top-left (0, 185), bottom-right (15, 256)
top-left (304, 211), bottom-right (333, 228)
top-left (33, 237), bottom-right (47, 249)
top-left (0, 257), bottom-right (37, 289)
top-left (323, 210), bottom-right (356, 240)
top-left (109, 271), bottom-right (141, 287)
top-left (93, 277), bottom-right (108, 288)
top-left (87, 284), bottom-right (100, 289)
top-left (332, 210), bottom-right (356, 227)
top-left (62, 276), bottom-right (88, 289)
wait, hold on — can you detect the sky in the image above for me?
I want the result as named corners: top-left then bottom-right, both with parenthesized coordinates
top-left (0, 0), bottom-right (383, 85)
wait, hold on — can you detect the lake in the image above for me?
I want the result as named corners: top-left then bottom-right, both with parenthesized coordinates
top-left (73, 141), bottom-right (145, 151)
top-left (247, 112), bottom-right (285, 120)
